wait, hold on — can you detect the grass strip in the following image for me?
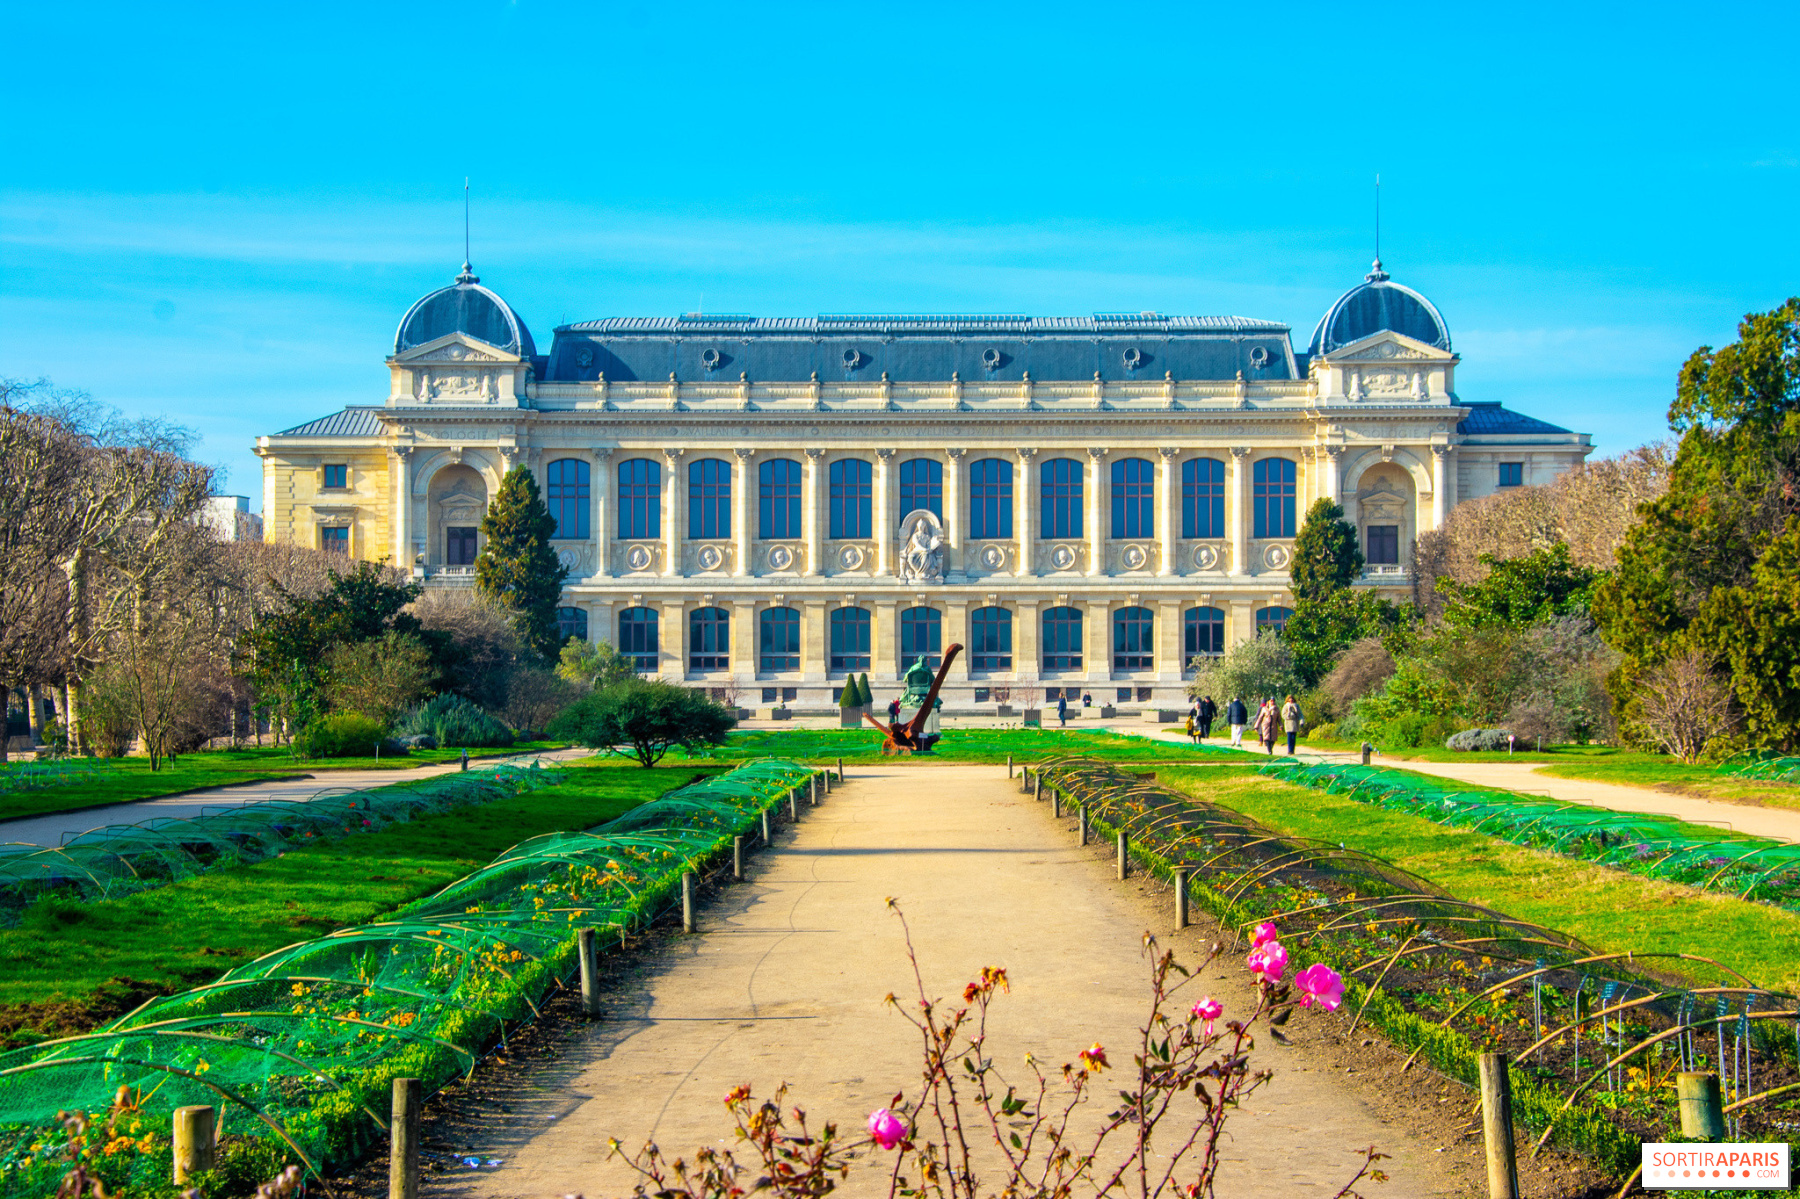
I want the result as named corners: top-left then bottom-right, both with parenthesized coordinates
top-left (676, 726), bottom-right (1253, 765)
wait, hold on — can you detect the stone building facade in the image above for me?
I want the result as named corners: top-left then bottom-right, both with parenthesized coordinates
top-left (254, 261), bottom-right (1591, 708)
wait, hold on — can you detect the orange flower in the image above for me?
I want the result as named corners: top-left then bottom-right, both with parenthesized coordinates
top-left (1078, 1043), bottom-right (1109, 1072)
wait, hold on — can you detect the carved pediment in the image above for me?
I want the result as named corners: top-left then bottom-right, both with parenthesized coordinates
top-left (390, 331), bottom-right (521, 366)
top-left (1324, 330), bottom-right (1454, 363)
top-left (1358, 483), bottom-right (1410, 522)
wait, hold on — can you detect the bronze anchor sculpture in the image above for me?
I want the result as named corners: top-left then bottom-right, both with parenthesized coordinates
top-left (865, 642), bottom-right (963, 754)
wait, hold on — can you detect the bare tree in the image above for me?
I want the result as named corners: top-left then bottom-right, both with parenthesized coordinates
top-left (1320, 637), bottom-right (1395, 712)
top-left (323, 631), bottom-right (436, 725)
top-left (499, 665), bottom-right (580, 735)
top-left (1636, 647), bottom-right (1739, 764)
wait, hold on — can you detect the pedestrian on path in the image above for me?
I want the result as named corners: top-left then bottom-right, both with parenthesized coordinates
top-left (1057, 694), bottom-right (1068, 727)
top-left (1281, 694), bottom-right (1302, 755)
top-left (1183, 711), bottom-right (1197, 744)
top-left (1255, 699), bottom-right (1278, 755)
top-left (1198, 696), bottom-right (1216, 740)
top-left (1227, 696), bottom-right (1248, 747)
top-left (889, 697), bottom-right (901, 723)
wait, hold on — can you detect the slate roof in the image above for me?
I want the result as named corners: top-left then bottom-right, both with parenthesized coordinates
top-left (1309, 263), bottom-right (1452, 356)
top-left (394, 266), bottom-right (537, 358)
top-left (275, 407), bottom-right (385, 437)
top-left (1455, 402), bottom-right (1572, 436)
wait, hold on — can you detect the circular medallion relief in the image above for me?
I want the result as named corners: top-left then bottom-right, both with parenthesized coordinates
top-left (1193, 544), bottom-right (1220, 570)
top-left (1120, 544), bottom-right (1149, 570)
top-left (838, 544), bottom-right (865, 570)
top-left (625, 544), bottom-right (653, 572)
top-left (557, 548), bottom-right (579, 571)
top-left (767, 544), bottom-right (795, 571)
top-left (979, 544), bottom-right (1006, 569)
top-left (1263, 543), bottom-right (1293, 570)
top-left (696, 545), bottom-right (724, 571)
top-left (1049, 544), bottom-right (1078, 571)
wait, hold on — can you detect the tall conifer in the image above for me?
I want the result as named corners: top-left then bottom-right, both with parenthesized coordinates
top-left (476, 466), bottom-right (569, 660)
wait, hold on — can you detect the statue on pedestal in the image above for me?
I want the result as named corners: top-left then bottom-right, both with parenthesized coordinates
top-left (896, 510), bottom-right (944, 584)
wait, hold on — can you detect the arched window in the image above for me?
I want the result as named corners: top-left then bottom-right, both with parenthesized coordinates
top-left (617, 606), bottom-right (659, 671)
top-left (689, 607), bottom-right (730, 671)
top-left (899, 458), bottom-right (942, 519)
top-left (969, 606), bottom-right (1013, 671)
top-left (759, 459), bottom-right (802, 539)
top-left (546, 458), bottom-right (590, 539)
top-left (969, 458), bottom-right (1013, 539)
top-left (1040, 457), bottom-right (1084, 539)
top-left (1113, 606), bottom-right (1154, 670)
top-left (760, 606), bottom-right (800, 671)
top-left (1181, 458), bottom-right (1225, 539)
top-left (1184, 606), bottom-right (1225, 660)
top-left (688, 458), bottom-right (732, 539)
top-left (1255, 606), bottom-right (1294, 637)
top-left (829, 458), bottom-right (873, 539)
top-left (1042, 606), bottom-right (1083, 671)
top-left (1111, 457), bottom-right (1154, 538)
top-left (830, 606), bottom-right (871, 672)
top-left (1252, 458), bottom-right (1297, 539)
top-left (617, 458), bottom-right (661, 540)
top-left (556, 606), bottom-right (589, 643)
top-left (900, 606), bottom-right (941, 673)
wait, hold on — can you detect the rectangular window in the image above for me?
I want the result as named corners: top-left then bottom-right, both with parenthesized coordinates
top-left (760, 460), bottom-right (803, 539)
top-left (322, 464), bottom-right (348, 489)
top-left (618, 459), bottom-right (662, 540)
top-left (760, 607), bottom-right (800, 672)
top-left (1181, 458), bottom-right (1225, 539)
top-left (1367, 525), bottom-right (1400, 565)
top-left (1040, 458), bottom-right (1084, 539)
top-left (688, 459), bottom-right (732, 539)
top-left (973, 687), bottom-right (990, 703)
top-left (899, 458), bottom-right (943, 520)
top-left (1110, 459), bottom-right (1154, 539)
top-left (761, 687), bottom-right (778, 703)
top-left (1498, 462), bottom-right (1524, 488)
top-left (321, 526), bottom-right (349, 554)
top-left (968, 459), bottom-right (1013, 540)
top-left (446, 526), bottom-right (477, 565)
top-left (1117, 688), bottom-right (1132, 702)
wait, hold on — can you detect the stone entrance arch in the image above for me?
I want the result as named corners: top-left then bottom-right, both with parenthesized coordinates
top-left (428, 464), bottom-right (488, 566)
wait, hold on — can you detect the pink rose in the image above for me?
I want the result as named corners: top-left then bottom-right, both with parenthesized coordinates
top-left (867, 1107), bottom-right (905, 1149)
top-left (1250, 922), bottom-right (1280, 947)
top-left (1191, 996), bottom-right (1223, 1035)
top-left (1295, 963), bottom-right (1345, 1011)
top-left (1246, 940), bottom-right (1288, 983)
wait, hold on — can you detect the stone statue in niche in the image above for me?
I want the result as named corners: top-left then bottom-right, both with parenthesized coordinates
top-left (896, 509), bottom-right (944, 583)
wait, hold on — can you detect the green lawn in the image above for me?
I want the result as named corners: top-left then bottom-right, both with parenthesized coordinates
top-left (0, 741), bottom-right (565, 823)
top-left (1157, 764), bottom-right (1800, 994)
top-left (0, 760), bottom-right (703, 1044)
top-left (673, 725), bottom-right (1258, 765)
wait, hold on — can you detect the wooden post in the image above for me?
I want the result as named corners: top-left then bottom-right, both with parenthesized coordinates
top-left (1478, 1052), bottom-right (1520, 1199)
top-left (1033, 775), bottom-right (1042, 802)
top-left (578, 926), bottom-right (601, 1017)
top-left (1361, 742), bottom-right (1372, 766)
top-left (733, 835), bottom-right (744, 881)
top-left (1677, 1071), bottom-right (1726, 1140)
top-left (790, 789), bottom-right (800, 820)
top-left (762, 808), bottom-right (772, 844)
top-left (1174, 866), bottom-right (1190, 929)
top-left (390, 1077), bottom-right (420, 1199)
top-left (1078, 806), bottom-right (1088, 846)
top-left (837, 756), bottom-right (844, 781)
top-left (172, 1105), bottom-right (216, 1184)
top-left (681, 872), bottom-right (696, 934)
top-left (1116, 830), bottom-right (1128, 880)
top-left (1007, 754), bottom-right (1014, 778)
top-left (1053, 789), bottom-right (1062, 817)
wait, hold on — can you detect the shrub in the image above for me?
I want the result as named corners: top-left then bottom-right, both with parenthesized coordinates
top-left (1366, 711), bottom-right (1458, 750)
top-left (1446, 727), bottom-right (1514, 752)
top-left (301, 713), bottom-right (395, 758)
top-left (1321, 637), bottom-right (1395, 711)
top-left (550, 679), bottom-right (736, 767)
top-left (397, 694), bottom-right (514, 748)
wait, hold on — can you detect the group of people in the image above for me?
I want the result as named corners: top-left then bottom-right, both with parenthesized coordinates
top-left (1184, 695), bottom-right (1305, 755)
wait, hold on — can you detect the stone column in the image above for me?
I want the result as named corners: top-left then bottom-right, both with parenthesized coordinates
top-left (732, 448), bottom-right (753, 577)
top-left (731, 601), bottom-right (757, 686)
top-left (663, 599), bottom-right (687, 680)
top-left (591, 601), bottom-right (615, 657)
top-left (1014, 599), bottom-right (1039, 685)
top-left (1431, 445), bottom-right (1452, 530)
top-left (875, 599), bottom-right (900, 684)
top-left (391, 447), bottom-right (413, 572)
top-left (1085, 447), bottom-right (1108, 577)
top-left (1228, 447), bottom-right (1251, 576)
top-left (1015, 448), bottom-right (1037, 576)
top-left (590, 448), bottom-right (611, 579)
top-left (1158, 599), bottom-right (1183, 686)
top-left (803, 448), bottom-right (825, 577)
top-left (1087, 597), bottom-right (1111, 685)
top-left (1227, 599), bottom-right (1254, 650)
top-left (945, 599), bottom-right (970, 685)
top-left (1321, 445), bottom-right (1343, 504)
top-left (944, 449), bottom-right (965, 577)
top-left (662, 449), bottom-right (684, 578)
top-left (875, 448), bottom-right (895, 576)
top-left (802, 600), bottom-right (827, 684)
top-left (1157, 447), bottom-right (1177, 577)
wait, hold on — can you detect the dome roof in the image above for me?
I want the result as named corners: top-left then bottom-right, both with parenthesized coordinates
top-left (394, 264), bottom-right (536, 357)
top-left (1308, 261), bottom-right (1450, 356)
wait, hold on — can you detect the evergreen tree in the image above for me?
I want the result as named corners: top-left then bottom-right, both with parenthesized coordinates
top-left (475, 466), bottom-right (569, 661)
top-left (1290, 498), bottom-right (1364, 603)
top-left (857, 672), bottom-right (873, 707)
top-left (1284, 498), bottom-right (1377, 684)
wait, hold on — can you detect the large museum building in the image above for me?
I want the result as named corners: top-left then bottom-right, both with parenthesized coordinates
top-left (254, 260), bottom-right (1591, 708)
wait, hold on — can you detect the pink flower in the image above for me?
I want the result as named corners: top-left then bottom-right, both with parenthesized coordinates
top-left (1191, 996), bottom-right (1223, 1035)
top-left (1250, 922), bottom-right (1280, 947)
top-left (1078, 1043), bottom-right (1110, 1072)
top-left (867, 1108), bottom-right (905, 1149)
top-left (1295, 963), bottom-right (1345, 1011)
top-left (1246, 940), bottom-right (1288, 983)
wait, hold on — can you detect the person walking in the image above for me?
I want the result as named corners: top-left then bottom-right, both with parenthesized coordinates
top-left (1281, 694), bottom-right (1302, 755)
top-left (1198, 695), bottom-right (1216, 740)
top-left (1183, 710), bottom-right (1197, 745)
top-left (888, 696), bottom-right (901, 723)
top-left (1056, 694), bottom-right (1068, 727)
top-left (1255, 699), bottom-right (1278, 755)
top-left (1227, 696), bottom-right (1248, 748)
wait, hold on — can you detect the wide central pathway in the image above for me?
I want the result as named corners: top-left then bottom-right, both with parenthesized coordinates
top-left (440, 764), bottom-right (1460, 1198)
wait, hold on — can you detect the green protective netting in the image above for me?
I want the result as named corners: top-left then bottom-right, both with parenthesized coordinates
top-left (0, 761), bottom-right (106, 796)
top-left (1259, 760), bottom-right (1800, 911)
top-left (0, 757), bottom-right (563, 927)
top-left (0, 757), bottom-right (818, 1197)
top-left (1726, 756), bottom-right (1800, 785)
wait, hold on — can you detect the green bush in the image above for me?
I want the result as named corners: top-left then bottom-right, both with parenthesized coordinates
top-left (550, 679), bottom-right (736, 766)
top-left (397, 694), bottom-right (514, 748)
top-left (299, 713), bottom-right (394, 758)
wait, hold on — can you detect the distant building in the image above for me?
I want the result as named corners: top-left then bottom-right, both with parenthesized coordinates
top-left (204, 495), bottom-right (264, 542)
top-left (253, 259), bottom-right (1592, 708)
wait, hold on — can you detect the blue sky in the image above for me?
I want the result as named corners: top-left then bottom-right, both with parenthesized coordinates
top-left (3, 1), bottom-right (1796, 505)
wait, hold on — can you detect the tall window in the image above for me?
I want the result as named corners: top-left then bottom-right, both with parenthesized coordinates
top-left (1040, 457), bottom-right (1084, 539)
top-left (690, 607), bottom-right (730, 671)
top-left (1181, 458), bottom-right (1225, 539)
top-left (445, 526), bottom-right (476, 565)
top-left (760, 606), bottom-right (800, 671)
top-left (969, 606), bottom-right (1013, 671)
top-left (547, 458), bottom-right (590, 539)
top-left (1498, 462), bottom-right (1524, 488)
top-left (900, 606), bottom-right (941, 673)
top-left (1255, 606), bottom-right (1293, 637)
top-left (617, 606), bottom-right (659, 670)
top-left (688, 458), bottom-right (732, 539)
top-left (829, 458), bottom-right (873, 539)
top-left (899, 458), bottom-right (942, 519)
top-left (618, 458), bottom-right (661, 540)
top-left (759, 458), bottom-right (802, 538)
top-left (1041, 607), bottom-right (1083, 671)
top-left (1184, 606), bottom-right (1225, 660)
top-left (322, 526), bottom-right (350, 555)
top-left (1111, 458), bottom-right (1154, 538)
top-left (830, 607), bottom-right (871, 672)
top-left (1367, 525), bottom-right (1399, 565)
top-left (555, 606), bottom-right (588, 642)
top-left (322, 464), bottom-right (348, 489)
top-left (969, 458), bottom-right (1013, 539)
top-left (1252, 458), bottom-right (1297, 539)
top-left (1113, 606), bottom-right (1154, 670)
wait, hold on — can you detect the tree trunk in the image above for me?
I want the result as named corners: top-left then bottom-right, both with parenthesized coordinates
top-left (62, 546), bottom-right (90, 756)
top-left (26, 683), bottom-right (43, 747)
